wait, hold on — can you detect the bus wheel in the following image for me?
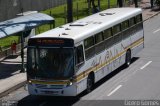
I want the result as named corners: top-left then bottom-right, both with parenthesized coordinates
top-left (125, 50), bottom-right (131, 67)
top-left (86, 74), bottom-right (94, 93)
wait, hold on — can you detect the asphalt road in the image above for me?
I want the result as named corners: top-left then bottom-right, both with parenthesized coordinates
top-left (1, 14), bottom-right (160, 106)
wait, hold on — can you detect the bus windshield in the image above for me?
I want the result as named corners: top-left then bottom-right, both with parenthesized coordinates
top-left (27, 47), bottom-right (74, 79)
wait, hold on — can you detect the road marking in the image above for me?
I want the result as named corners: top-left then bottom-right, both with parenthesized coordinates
top-left (140, 61), bottom-right (152, 70)
top-left (107, 85), bottom-right (122, 96)
top-left (153, 28), bottom-right (160, 34)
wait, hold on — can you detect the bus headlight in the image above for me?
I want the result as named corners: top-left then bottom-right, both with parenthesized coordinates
top-left (28, 80), bottom-right (32, 85)
top-left (67, 81), bottom-right (73, 87)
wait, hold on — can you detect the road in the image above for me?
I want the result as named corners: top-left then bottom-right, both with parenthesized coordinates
top-left (1, 14), bottom-right (160, 106)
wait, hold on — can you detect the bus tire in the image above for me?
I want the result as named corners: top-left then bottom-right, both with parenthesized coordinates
top-left (125, 50), bottom-right (131, 67)
top-left (86, 73), bottom-right (94, 93)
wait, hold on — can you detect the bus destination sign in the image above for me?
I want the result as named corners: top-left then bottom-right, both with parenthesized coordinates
top-left (28, 38), bottom-right (74, 47)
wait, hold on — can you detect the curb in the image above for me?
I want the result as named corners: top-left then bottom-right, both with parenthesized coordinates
top-left (0, 80), bottom-right (26, 98)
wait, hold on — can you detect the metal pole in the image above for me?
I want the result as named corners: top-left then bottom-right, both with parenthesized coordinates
top-left (118, 0), bottom-right (123, 7)
top-left (76, 2), bottom-right (79, 20)
top-left (64, 6), bottom-right (67, 24)
top-left (150, 0), bottom-right (153, 8)
top-left (67, 0), bottom-right (73, 23)
top-left (88, 0), bottom-right (91, 15)
top-left (134, 0), bottom-right (138, 7)
top-left (108, 0), bottom-right (110, 8)
top-left (98, 0), bottom-right (100, 11)
top-left (20, 33), bottom-right (25, 73)
top-left (50, 11), bottom-right (52, 29)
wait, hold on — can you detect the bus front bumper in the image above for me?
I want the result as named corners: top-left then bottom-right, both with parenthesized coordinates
top-left (27, 83), bottom-right (77, 96)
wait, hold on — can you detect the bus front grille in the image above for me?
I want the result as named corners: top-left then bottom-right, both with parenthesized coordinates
top-left (35, 84), bottom-right (64, 89)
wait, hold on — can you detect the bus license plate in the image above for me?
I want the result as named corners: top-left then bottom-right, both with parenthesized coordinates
top-left (42, 90), bottom-right (59, 94)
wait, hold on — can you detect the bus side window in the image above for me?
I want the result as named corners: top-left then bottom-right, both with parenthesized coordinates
top-left (112, 24), bottom-right (121, 35)
top-left (136, 14), bottom-right (143, 31)
top-left (104, 28), bottom-right (112, 39)
top-left (136, 14), bottom-right (142, 23)
top-left (129, 17), bottom-right (135, 27)
top-left (95, 32), bottom-right (103, 44)
top-left (84, 36), bottom-right (95, 59)
top-left (76, 45), bottom-right (84, 66)
top-left (122, 20), bottom-right (129, 39)
top-left (95, 32), bottom-right (104, 53)
top-left (121, 20), bottom-right (129, 31)
top-left (104, 28), bottom-right (113, 49)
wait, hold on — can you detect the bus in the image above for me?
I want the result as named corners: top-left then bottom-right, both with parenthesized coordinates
top-left (27, 8), bottom-right (144, 96)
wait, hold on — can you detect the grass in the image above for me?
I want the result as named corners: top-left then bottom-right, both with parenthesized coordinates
top-left (0, 36), bottom-right (19, 49)
top-left (0, 0), bottom-right (117, 49)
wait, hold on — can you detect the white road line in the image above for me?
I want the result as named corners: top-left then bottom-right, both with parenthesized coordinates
top-left (153, 28), bottom-right (160, 34)
top-left (140, 61), bottom-right (152, 70)
top-left (107, 85), bottom-right (122, 96)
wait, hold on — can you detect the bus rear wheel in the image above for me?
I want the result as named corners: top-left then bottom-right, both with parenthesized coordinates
top-left (125, 50), bottom-right (131, 67)
top-left (86, 74), bottom-right (94, 93)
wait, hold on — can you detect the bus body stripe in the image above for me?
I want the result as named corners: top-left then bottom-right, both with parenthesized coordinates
top-left (75, 37), bottom-right (144, 82)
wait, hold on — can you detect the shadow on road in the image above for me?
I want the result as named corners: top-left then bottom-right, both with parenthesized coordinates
top-left (4, 55), bottom-right (19, 60)
top-left (18, 95), bottom-right (79, 106)
top-left (78, 57), bottom-right (139, 97)
top-left (93, 57), bottom-right (139, 92)
top-left (0, 54), bottom-right (27, 79)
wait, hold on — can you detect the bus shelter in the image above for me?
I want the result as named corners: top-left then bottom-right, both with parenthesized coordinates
top-left (0, 12), bottom-right (54, 72)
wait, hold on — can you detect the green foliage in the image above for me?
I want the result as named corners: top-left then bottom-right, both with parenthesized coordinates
top-left (0, 36), bottom-right (19, 49)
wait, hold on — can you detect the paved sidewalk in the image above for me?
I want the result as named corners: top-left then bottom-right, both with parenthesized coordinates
top-left (0, 54), bottom-right (26, 98)
top-left (130, 0), bottom-right (160, 21)
top-left (0, 1), bottom-right (160, 98)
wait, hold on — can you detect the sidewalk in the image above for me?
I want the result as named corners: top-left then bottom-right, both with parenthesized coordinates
top-left (0, 1), bottom-right (160, 98)
top-left (0, 54), bottom-right (26, 98)
top-left (130, 0), bottom-right (160, 21)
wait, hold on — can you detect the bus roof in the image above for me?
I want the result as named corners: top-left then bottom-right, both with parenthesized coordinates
top-left (31, 8), bottom-right (142, 44)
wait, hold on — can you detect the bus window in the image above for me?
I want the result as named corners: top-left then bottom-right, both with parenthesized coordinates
top-left (104, 28), bottom-right (113, 49)
top-left (105, 37), bottom-right (113, 49)
top-left (76, 45), bottom-right (84, 66)
top-left (114, 33), bottom-right (122, 44)
top-left (135, 14), bottom-right (143, 31)
top-left (95, 32), bottom-right (103, 44)
top-left (112, 24), bottom-right (121, 35)
top-left (84, 36), bottom-right (94, 49)
top-left (95, 32), bottom-right (104, 53)
top-left (84, 36), bottom-right (95, 59)
top-left (136, 14), bottom-right (142, 23)
top-left (129, 17), bottom-right (135, 26)
top-left (104, 28), bottom-right (112, 39)
top-left (121, 20), bottom-right (129, 30)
